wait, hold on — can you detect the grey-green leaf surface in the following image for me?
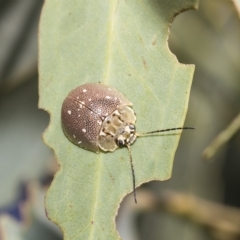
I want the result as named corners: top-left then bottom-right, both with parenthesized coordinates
top-left (39, 0), bottom-right (198, 239)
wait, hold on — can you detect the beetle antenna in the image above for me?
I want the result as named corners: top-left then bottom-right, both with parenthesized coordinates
top-left (137, 127), bottom-right (194, 136)
top-left (126, 144), bottom-right (137, 204)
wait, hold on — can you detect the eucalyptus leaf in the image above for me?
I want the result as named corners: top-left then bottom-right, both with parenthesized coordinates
top-left (39, 0), bottom-right (198, 239)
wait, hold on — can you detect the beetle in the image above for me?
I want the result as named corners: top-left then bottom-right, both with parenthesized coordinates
top-left (61, 83), bottom-right (194, 203)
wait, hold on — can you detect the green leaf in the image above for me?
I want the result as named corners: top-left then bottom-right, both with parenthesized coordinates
top-left (39, 0), bottom-right (198, 239)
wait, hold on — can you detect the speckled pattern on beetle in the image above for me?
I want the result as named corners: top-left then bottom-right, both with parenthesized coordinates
top-left (61, 83), bottom-right (137, 153)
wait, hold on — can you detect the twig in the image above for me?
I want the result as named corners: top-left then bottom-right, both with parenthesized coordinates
top-left (203, 113), bottom-right (240, 161)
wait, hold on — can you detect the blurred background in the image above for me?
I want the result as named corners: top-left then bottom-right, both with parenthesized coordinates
top-left (0, 0), bottom-right (240, 239)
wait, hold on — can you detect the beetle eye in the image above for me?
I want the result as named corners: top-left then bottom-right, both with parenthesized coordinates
top-left (117, 139), bottom-right (124, 147)
top-left (129, 124), bottom-right (135, 130)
